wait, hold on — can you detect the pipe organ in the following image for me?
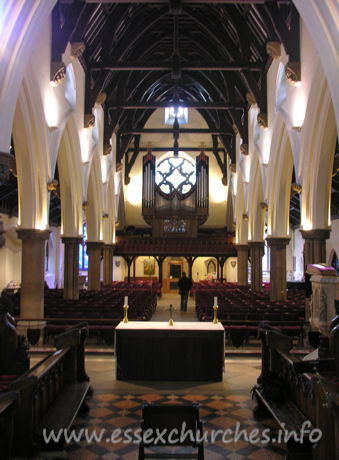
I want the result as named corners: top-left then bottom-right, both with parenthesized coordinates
top-left (196, 152), bottom-right (209, 211)
top-left (142, 153), bottom-right (155, 210)
top-left (142, 151), bottom-right (209, 237)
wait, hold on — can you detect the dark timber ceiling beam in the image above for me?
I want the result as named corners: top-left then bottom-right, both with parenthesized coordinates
top-left (126, 147), bottom-right (226, 152)
top-left (82, 0), bottom-right (290, 4)
top-left (109, 102), bottom-right (245, 110)
top-left (125, 136), bottom-right (140, 185)
top-left (119, 128), bottom-right (233, 135)
top-left (91, 62), bottom-right (264, 72)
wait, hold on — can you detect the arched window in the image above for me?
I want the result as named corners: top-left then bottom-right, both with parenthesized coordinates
top-left (79, 223), bottom-right (88, 270)
top-left (155, 156), bottom-right (196, 196)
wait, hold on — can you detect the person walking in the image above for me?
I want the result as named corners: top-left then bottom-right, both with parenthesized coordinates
top-left (178, 272), bottom-right (193, 312)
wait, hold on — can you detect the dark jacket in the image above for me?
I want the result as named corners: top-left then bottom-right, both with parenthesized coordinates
top-left (178, 276), bottom-right (193, 292)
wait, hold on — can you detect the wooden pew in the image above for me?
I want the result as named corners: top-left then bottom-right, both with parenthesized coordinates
top-left (0, 390), bottom-right (19, 460)
top-left (254, 323), bottom-right (338, 459)
top-left (9, 322), bottom-right (91, 457)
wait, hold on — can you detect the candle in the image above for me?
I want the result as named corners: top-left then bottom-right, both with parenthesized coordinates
top-left (124, 296), bottom-right (128, 305)
top-left (214, 296), bottom-right (217, 306)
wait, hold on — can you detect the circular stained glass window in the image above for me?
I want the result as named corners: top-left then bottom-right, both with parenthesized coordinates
top-left (155, 157), bottom-right (196, 196)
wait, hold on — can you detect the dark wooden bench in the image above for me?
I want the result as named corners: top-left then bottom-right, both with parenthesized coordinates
top-left (253, 386), bottom-right (314, 458)
top-left (139, 403), bottom-right (204, 459)
top-left (254, 323), bottom-right (338, 459)
top-left (0, 390), bottom-right (19, 460)
top-left (9, 322), bottom-right (91, 457)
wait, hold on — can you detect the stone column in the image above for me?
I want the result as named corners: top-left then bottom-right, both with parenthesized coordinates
top-left (301, 229), bottom-right (331, 268)
top-left (86, 241), bottom-right (103, 290)
top-left (266, 237), bottom-right (290, 301)
top-left (248, 241), bottom-right (264, 292)
top-left (308, 270), bottom-right (339, 335)
top-left (102, 244), bottom-right (114, 285)
top-left (16, 228), bottom-right (50, 319)
top-left (62, 236), bottom-right (82, 300)
top-left (236, 244), bottom-right (248, 286)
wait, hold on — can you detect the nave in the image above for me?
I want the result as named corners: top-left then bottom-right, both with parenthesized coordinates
top-left (25, 293), bottom-right (287, 460)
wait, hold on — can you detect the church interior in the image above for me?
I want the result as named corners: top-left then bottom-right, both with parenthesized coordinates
top-left (0, 0), bottom-right (339, 458)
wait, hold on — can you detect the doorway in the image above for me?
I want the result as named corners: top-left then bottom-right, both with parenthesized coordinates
top-left (164, 261), bottom-right (183, 293)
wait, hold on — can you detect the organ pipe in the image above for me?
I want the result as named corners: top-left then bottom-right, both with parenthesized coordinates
top-left (196, 152), bottom-right (209, 210)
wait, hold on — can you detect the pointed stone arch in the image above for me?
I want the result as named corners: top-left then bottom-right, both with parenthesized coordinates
top-left (58, 117), bottom-right (84, 237)
top-left (301, 74), bottom-right (337, 230)
top-left (248, 155), bottom-right (264, 242)
top-left (13, 73), bottom-right (50, 229)
top-left (267, 115), bottom-right (293, 237)
top-left (0, 0), bottom-right (56, 153)
top-left (86, 152), bottom-right (104, 242)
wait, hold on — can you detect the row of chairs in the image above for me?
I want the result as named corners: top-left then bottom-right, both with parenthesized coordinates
top-left (194, 282), bottom-right (306, 346)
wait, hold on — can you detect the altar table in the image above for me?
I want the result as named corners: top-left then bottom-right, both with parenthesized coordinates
top-left (115, 321), bottom-right (225, 381)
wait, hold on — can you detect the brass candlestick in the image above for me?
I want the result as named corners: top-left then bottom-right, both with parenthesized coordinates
top-left (168, 304), bottom-right (174, 326)
top-left (123, 304), bottom-right (129, 323)
top-left (213, 305), bottom-right (219, 324)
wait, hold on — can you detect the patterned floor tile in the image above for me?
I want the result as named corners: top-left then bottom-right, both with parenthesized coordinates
top-left (90, 407), bottom-right (114, 418)
top-left (228, 394), bottom-right (253, 402)
top-left (208, 415), bottom-right (238, 429)
top-left (68, 447), bottom-right (100, 459)
top-left (206, 400), bottom-right (234, 410)
top-left (138, 393), bottom-right (164, 403)
top-left (105, 415), bottom-right (138, 427)
top-left (65, 376), bottom-right (287, 460)
top-left (96, 394), bottom-right (120, 402)
top-left (114, 400), bottom-right (140, 409)
top-left (231, 407), bottom-right (254, 419)
top-left (183, 394), bottom-right (209, 402)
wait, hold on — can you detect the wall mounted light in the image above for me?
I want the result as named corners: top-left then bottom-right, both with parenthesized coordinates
top-left (103, 143), bottom-right (111, 156)
top-left (266, 41), bottom-right (281, 59)
top-left (240, 143), bottom-right (248, 155)
top-left (291, 183), bottom-right (302, 196)
top-left (96, 92), bottom-right (107, 105)
top-left (71, 42), bottom-right (85, 59)
top-left (246, 92), bottom-right (257, 106)
top-left (84, 113), bottom-right (95, 129)
top-left (47, 179), bottom-right (58, 192)
top-left (257, 112), bottom-right (268, 129)
top-left (50, 61), bottom-right (66, 87)
top-left (285, 61), bottom-right (301, 86)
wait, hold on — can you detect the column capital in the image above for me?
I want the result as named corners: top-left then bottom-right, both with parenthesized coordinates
top-left (61, 236), bottom-right (83, 245)
top-left (86, 241), bottom-right (104, 250)
top-left (103, 243), bottom-right (114, 249)
top-left (248, 241), bottom-right (265, 249)
top-left (266, 236), bottom-right (290, 247)
top-left (300, 229), bottom-right (331, 240)
top-left (236, 244), bottom-right (248, 251)
top-left (16, 228), bottom-right (51, 241)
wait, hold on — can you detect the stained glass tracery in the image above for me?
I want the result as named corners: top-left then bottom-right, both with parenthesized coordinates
top-left (155, 157), bottom-right (196, 196)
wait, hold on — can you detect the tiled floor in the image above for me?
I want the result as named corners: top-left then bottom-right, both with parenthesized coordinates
top-left (59, 355), bottom-right (287, 459)
top-left (32, 295), bottom-right (288, 459)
